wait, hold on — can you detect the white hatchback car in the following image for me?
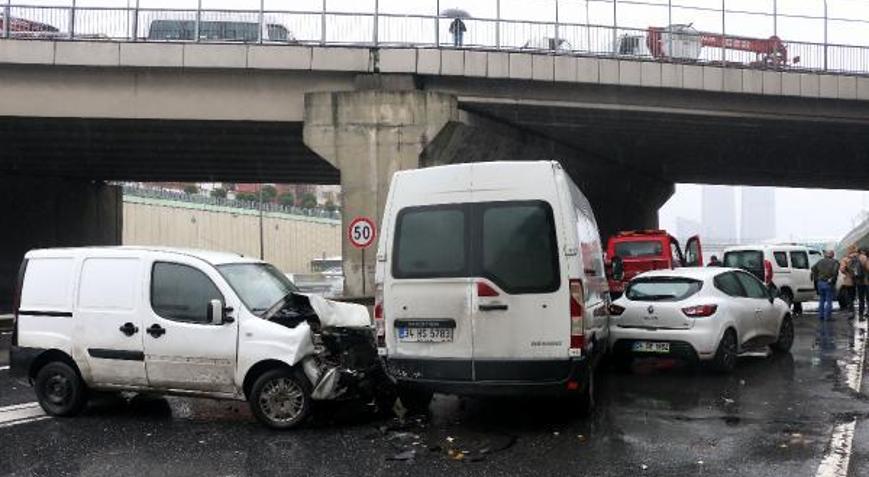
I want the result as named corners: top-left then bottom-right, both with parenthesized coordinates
top-left (609, 267), bottom-right (793, 372)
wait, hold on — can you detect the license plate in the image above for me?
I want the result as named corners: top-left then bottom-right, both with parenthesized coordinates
top-left (397, 327), bottom-right (454, 343)
top-left (632, 341), bottom-right (670, 353)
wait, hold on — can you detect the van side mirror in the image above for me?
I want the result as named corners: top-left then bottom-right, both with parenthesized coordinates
top-left (208, 299), bottom-right (225, 325)
top-left (612, 256), bottom-right (624, 281)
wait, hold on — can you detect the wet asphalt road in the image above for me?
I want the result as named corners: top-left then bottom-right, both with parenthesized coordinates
top-left (1, 311), bottom-right (868, 477)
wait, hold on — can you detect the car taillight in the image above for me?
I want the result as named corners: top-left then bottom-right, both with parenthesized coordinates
top-left (608, 304), bottom-right (625, 316)
top-left (569, 279), bottom-right (585, 351)
top-left (374, 284), bottom-right (385, 349)
top-left (477, 281), bottom-right (500, 297)
top-left (764, 259), bottom-right (774, 285)
top-left (682, 304), bottom-right (718, 317)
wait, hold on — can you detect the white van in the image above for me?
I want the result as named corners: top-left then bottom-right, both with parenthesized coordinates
top-left (374, 161), bottom-right (609, 412)
top-left (10, 247), bottom-right (388, 429)
top-left (722, 244), bottom-right (815, 309)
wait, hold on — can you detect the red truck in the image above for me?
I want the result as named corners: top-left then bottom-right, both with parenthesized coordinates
top-left (605, 230), bottom-right (703, 297)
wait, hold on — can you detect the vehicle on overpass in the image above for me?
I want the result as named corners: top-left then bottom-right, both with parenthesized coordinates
top-left (616, 24), bottom-right (793, 67)
top-left (605, 230), bottom-right (703, 298)
top-left (147, 18), bottom-right (296, 43)
top-left (523, 37), bottom-right (572, 51)
top-left (376, 161), bottom-right (608, 414)
top-left (10, 247), bottom-right (392, 429)
top-left (609, 267), bottom-right (793, 373)
top-left (722, 244), bottom-right (815, 313)
top-left (0, 15), bottom-right (61, 39)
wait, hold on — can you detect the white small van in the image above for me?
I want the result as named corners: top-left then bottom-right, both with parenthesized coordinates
top-left (722, 244), bottom-right (815, 311)
top-left (375, 161), bottom-right (610, 412)
top-left (10, 247), bottom-right (388, 429)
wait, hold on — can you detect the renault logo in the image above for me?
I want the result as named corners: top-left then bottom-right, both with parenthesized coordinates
top-left (647, 305), bottom-right (655, 314)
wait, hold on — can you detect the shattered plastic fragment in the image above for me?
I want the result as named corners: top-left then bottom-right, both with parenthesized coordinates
top-left (387, 450), bottom-right (416, 461)
top-left (640, 464), bottom-right (648, 471)
top-left (446, 436), bottom-right (455, 443)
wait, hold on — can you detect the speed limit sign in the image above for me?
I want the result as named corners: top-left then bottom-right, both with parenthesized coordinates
top-left (348, 216), bottom-right (377, 249)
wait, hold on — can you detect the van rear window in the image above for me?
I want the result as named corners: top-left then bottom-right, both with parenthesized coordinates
top-left (394, 207), bottom-right (467, 278)
top-left (393, 201), bottom-right (560, 294)
top-left (723, 251), bottom-right (764, 271)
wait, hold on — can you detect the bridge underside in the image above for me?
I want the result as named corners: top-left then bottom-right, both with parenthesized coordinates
top-left (0, 117), bottom-right (339, 184)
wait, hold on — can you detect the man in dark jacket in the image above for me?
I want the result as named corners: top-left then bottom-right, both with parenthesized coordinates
top-left (812, 250), bottom-right (839, 321)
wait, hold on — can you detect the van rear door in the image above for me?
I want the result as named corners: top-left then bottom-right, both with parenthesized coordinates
top-left (471, 201), bottom-right (567, 381)
top-left (388, 204), bottom-right (474, 381)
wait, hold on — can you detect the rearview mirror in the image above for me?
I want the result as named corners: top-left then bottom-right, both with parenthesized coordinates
top-left (612, 256), bottom-right (625, 281)
top-left (208, 299), bottom-right (225, 325)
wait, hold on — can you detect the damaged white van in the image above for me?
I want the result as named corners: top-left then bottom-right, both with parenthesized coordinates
top-left (375, 161), bottom-right (610, 413)
top-left (10, 247), bottom-right (390, 429)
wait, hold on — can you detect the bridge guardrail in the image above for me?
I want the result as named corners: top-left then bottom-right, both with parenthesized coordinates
top-left (3, 3), bottom-right (869, 75)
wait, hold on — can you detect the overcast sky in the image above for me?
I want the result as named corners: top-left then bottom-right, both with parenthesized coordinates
top-left (13, 0), bottom-right (869, 242)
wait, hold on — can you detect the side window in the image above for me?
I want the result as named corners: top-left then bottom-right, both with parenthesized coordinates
top-left (151, 262), bottom-right (223, 324)
top-left (790, 252), bottom-right (809, 270)
top-left (735, 272), bottom-right (769, 299)
top-left (714, 272), bottom-right (746, 297)
top-left (773, 252), bottom-right (789, 268)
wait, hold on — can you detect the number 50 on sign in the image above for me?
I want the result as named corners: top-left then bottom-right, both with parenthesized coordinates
top-left (348, 217), bottom-right (377, 249)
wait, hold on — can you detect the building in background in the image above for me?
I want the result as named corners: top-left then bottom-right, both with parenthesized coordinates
top-left (740, 187), bottom-right (776, 242)
top-left (701, 185), bottom-right (737, 243)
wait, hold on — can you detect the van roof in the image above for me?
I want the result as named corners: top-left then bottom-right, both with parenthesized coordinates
top-left (723, 244), bottom-right (809, 253)
top-left (24, 246), bottom-right (260, 266)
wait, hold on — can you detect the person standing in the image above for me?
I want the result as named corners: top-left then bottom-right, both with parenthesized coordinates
top-left (707, 255), bottom-right (722, 267)
top-left (449, 17), bottom-right (466, 47)
top-left (812, 250), bottom-right (839, 321)
top-left (840, 244), bottom-right (861, 319)
top-left (855, 248), bottom-right (869, 321)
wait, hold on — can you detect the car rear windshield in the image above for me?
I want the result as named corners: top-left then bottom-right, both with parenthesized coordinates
top-left (614, 240), bottom-right (664, 258)
top-left (625, 277), bottom-right (703, 301)
top-left (723, 250), bottom-right (764, 271)
top-left (393, 201), bottom-right (560, 294)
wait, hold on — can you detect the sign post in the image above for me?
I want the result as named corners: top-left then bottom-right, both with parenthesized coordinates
top-left (348, 216), bottom-right (377, 296)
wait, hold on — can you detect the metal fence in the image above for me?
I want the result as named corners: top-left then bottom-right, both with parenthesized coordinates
top-left (3, 1), bottom-right (869, 74)
top-left (122, 186), bottom-right (342, 221)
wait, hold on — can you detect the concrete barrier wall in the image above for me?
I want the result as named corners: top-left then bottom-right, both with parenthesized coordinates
top-left (123, 195), bottom-right (341, 273)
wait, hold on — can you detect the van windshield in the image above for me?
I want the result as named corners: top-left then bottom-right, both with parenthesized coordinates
top-left (614, 240), bottom-right (663, 258)
top-left (217, 263), bottom-right (298, 314)
top-left (393, 201), bottom-right (560, 294)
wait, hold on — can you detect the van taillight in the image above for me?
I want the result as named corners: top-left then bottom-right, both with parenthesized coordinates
top-left (764, 259), bottom-right (774, 285)
top-left (569, 279), bottom-right (585, 351)
top-left (374, 284), bottom-right (385, 348)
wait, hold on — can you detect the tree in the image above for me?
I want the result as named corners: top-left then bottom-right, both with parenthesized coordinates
top-left (324, 200), bottom-right (337, 212)
top-left (183, 184), bottom-right (199, 195)
top-left (261, 185), bottom-right (278, 202)
top-left (210, 188), bottom-right (227, 199)
top-left (300, 192), bottom-right (318, 209)
top-left (278, 193), bottom-right (295, 207)
top-left (236, 192), bottom-right (258, 202)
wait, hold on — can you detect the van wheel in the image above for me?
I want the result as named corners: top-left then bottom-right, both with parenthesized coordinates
top-left (771, 315), bottom-right (794, 353)
top-left (249, 368), bottom-right (311, 430)
top-left (34, 362), bottom-right (87, 417)
top-left (577, 368), bottom-right (595, 417)
top-left (397, 386), bottom-right (433, 414)
top-left (711, 330), bottom-right (738, 373)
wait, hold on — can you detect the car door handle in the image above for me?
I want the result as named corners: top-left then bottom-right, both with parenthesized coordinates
top-left (119, 322), bottom-right (139, 336)
top-left (479, 304), bottom-right (509, 312)
top-left (146, 324), bottom-right (166, 338)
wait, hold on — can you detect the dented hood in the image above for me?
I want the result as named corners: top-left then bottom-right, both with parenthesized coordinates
top-left (301, 294), bottom-right (372, 328)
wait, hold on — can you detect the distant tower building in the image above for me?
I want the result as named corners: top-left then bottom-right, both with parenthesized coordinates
top-left (701, 185), bottom-right (737, 243)
top-left (740, 187), bottom-right (776, 242)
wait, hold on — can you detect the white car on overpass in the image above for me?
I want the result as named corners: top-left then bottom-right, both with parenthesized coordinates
top-left (609, 267), bottom-right (793, 373)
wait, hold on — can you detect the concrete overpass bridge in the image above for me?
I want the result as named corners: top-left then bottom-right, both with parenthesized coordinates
top-left (2, 39), bottom-right (869, 301)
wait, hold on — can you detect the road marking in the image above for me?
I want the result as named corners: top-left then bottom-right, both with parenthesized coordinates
top-left (0, 402), bottom-right (49, 429)
top-left (816, 318), bottom-right (867, 477)
top-left (0, 366), bottom-right (9, 371)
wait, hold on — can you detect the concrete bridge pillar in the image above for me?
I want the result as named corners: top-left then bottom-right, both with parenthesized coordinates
top-left (303, 90), bottom-right (458, 297)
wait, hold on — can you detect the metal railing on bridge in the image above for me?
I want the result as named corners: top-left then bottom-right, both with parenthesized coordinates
top-left (3, 1), bottom-right (869, 75)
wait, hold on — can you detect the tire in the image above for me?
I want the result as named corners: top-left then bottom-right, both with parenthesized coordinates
top-left (34, 361), bottom-right (88, 417)
top-left (249, 367), bottom-right (312, 430)
top-left (710, 330), bottom-right (738, 373)
top-left (771, 315), bottom-right (794, 353)
top-left (397, 385), bottom-right (433, 414)
top-left (576, 367), bottom-right (595, 417)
